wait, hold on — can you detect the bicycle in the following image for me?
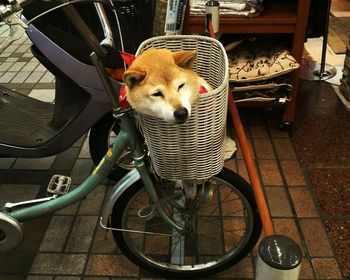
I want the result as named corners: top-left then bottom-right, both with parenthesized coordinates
top-left (0, 1), bottom-right (262, 278)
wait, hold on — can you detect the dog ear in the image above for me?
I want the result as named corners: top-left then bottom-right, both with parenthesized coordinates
top-left (123, 69), bottom-right (146, 88)
top-left (173, 50), bottom-right (197, 68)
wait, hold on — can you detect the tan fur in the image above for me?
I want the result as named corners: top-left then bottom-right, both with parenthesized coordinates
top-left (123, 48), bottom-right (210, 123)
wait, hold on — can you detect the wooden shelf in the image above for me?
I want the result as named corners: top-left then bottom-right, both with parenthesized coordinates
top-left (183, 0), bottom-right (311, 124)
top-left (184, 3), bottom-right (297, 34)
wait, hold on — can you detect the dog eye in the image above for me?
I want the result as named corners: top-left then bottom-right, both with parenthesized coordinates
top-left (152, 91), bottom-right (164, 97)
top-left (178, 83), bottom-right (185, 90)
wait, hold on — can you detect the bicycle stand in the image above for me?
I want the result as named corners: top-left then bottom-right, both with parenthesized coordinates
top-left (205, 15), bottom-right (303, 278)
top-left (228, 91), bottom-right (302, 279)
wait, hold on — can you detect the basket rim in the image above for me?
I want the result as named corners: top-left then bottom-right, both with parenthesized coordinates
top-left (135, 35), bottom-right (229, 98)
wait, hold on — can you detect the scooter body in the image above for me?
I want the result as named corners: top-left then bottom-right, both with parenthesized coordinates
top-left (0, 0), bottom-right (153, 158)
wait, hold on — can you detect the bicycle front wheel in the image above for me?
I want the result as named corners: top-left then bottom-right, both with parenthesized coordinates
top-left (111, 168), bottom-right (262, 278)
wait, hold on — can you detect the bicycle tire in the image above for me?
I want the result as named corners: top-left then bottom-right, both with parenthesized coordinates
top-left (111, 167), bottom-right (262, 278)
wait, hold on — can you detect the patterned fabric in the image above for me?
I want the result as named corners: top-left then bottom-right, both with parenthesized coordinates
top-left (189, 0), bottom-right (263, 17)
top-left (231, 75), bottom-right (293, 103)
top-left (226, 37), bottom-right (299, 103)
top-left (228, 40), bottom-right (300, 83)
top-left (232, 74), bottom-right (291, 89)
top-left (233, 88), bottom-right (291, 103)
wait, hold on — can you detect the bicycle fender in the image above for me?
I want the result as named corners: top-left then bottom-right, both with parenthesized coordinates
top-left (100, 168), bottom-right (141, 227)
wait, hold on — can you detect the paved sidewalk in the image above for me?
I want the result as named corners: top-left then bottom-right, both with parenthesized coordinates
top-left (0, 26), bottom-right (347, 279)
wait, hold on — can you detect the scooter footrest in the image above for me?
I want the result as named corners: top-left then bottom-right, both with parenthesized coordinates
top-left (47, 175), bottom-right (72, 196)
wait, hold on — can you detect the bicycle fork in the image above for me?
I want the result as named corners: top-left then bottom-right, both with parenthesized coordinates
top-left (100, 149), bottom-right (184, 234)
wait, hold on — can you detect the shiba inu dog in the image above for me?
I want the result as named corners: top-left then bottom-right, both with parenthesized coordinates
top-left (122, 48), bottom-right (211, 124)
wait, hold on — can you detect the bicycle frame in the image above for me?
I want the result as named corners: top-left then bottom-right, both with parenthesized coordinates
top-left (6, 108), bottom-right (182, 231)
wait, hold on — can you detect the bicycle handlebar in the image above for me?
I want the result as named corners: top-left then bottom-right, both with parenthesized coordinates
top-left (0, 0), bottom-right (121, 110)
top-left (0, 0), bottom-right (114, 53)
top-left (94, 2), bottom-right (114, 49)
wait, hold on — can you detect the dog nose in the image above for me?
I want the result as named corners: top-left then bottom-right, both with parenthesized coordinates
top-left (174, 107), bottom-right (189, 124)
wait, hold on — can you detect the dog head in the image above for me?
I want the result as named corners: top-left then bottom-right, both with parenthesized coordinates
top-left (123, 48), bottom-right (202, 124)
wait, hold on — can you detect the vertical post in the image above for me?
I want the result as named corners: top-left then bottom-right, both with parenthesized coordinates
top-left (228, 92), bottom-right (275, 236)
top-left (305, 0), bottom-right (337, 81)
top-left (319, 0), bottom-right (332, 77)
top-left (205, 1), bottom-right (219, 38)
top-left (283, 0), bottom-right (311, 124)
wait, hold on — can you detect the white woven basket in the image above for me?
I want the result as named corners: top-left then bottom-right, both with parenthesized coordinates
top-left (136, 35), bottom-right (229, 180)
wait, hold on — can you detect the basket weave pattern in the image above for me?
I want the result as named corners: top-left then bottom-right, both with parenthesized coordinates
top-left (136, 35), bottom-right (229, 180)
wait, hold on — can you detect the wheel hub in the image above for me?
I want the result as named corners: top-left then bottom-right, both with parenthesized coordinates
top-left (197, 181), bottom-right (214, 205)
top-left (0, 212), bottom-right (23, 252)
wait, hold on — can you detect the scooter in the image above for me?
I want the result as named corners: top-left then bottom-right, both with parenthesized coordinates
top-left (0, 0), bottom-right (154, 181)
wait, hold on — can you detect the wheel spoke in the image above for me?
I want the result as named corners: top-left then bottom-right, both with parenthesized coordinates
top-left (111, 169), bottom-right (262, 277)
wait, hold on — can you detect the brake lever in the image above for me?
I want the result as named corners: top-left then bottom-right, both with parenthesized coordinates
top-left (0, 0), bottom-right (27, 28)
top-left (0, 14), bottom-right (26, 52)
top-left (2, 13), bottom-right (27, 28)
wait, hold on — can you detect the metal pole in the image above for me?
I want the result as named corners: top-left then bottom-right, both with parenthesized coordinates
top-left (228, 91), bottom-right (275, 236)
top-left (319, 0), bottom-right (332, 77)
top-left (312, 0), bottom-right (337, 81)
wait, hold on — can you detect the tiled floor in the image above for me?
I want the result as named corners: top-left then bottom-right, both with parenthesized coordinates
top-left (0, 25), bottom-right (349, 280)
top-left (331, 0), bottom-right (350, 17)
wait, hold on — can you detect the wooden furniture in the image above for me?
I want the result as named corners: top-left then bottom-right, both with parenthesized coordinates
top-left (182, 0), bottom-right (311, 124)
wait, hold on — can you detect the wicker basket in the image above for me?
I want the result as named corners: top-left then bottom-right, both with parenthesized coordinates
top-left (136, 35), bottom-right (229, 180)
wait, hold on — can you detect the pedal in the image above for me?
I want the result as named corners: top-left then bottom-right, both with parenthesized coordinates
top-left (47, 175), bottom-right (72, 196)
